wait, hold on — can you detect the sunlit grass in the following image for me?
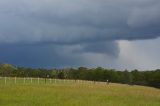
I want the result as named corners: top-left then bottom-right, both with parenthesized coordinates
top-left (0, 77), bottom-right (160, 106)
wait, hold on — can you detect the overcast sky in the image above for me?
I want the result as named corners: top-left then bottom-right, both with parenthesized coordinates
top-left (0, 0), bottom-right (160, 70)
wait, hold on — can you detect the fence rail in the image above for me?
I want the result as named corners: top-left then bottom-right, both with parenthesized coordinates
top-left (0, 77), bottom-right (108, 85)
top-left (0, 77), bottom-right (109, 85)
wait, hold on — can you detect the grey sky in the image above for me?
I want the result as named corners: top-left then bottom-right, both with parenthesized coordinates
top-left (0, 0), bottom-right (160, 70)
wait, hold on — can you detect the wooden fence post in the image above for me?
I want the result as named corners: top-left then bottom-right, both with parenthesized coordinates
top-left (31, 77), bottom-right (32, 84)
top-left (15, 77), bottom-right (16, 84)
top-left (24, 77), bottom-right (26, 84)
top-left (38, 77), bottom-right (40, 84)
top-left (5, 77), bottom-right (7, 85)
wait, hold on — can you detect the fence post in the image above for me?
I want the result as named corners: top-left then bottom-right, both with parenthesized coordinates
top-left (24, 77), bottom-right (26, 84)
top-left (15, 77), bottom-right (16, 84)
top-left (5, 77), bottom-right (7, 85)
top-left (31, 77), bottom-right (32, 84)
top-left (38, 77), bottom-right (40, 84)
top-left (93, 80), bottom-right (96, 84)
top-left (45, 78), bottom-right (46, 84)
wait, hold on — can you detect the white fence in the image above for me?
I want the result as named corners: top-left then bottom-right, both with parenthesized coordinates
top-left (0, 77), bottom-right (109, 85)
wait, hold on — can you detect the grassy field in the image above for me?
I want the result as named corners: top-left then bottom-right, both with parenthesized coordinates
top-left (0, 77), bottom-right (160, 106)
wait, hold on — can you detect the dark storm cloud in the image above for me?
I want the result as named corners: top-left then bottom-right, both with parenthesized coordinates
top-left (0, 0), bottom-right (160, 68)
top-left (73, 41), bottom-right (120, 57)
top-left (0, 44), bottom-right (87, 68)
top-left (0, 0), bottom-right (160, 44)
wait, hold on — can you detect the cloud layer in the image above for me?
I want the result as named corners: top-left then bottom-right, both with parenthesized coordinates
top-left (0, 0), bottom-right (160, 69)
top-left (1, 0), bottom-right (160, 43)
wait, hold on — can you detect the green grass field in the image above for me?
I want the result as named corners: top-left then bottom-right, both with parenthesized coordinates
top-left (0, 77), bottom-right (160, 106)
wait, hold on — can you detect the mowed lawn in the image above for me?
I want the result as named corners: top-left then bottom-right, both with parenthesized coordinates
top-left (0, 77), bottom-right (160, 106)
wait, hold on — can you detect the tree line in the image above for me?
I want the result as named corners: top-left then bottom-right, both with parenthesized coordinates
top-left (0, 64), bottom-right (159, 88)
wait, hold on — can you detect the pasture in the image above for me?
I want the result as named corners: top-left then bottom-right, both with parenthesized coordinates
top-left (0, 77), bottom-right (160, 106)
